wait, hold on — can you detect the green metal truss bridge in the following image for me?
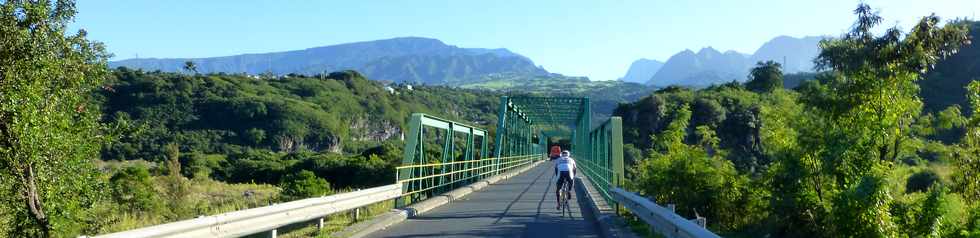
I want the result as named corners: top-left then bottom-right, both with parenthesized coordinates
top-left (396, 96), bottom-right (622, 206)
top-left (92, 96), bottom-right (718, 238)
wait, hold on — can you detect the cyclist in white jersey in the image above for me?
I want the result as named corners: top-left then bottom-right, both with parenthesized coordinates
top-left (554, 150), bottom-right (577, 210)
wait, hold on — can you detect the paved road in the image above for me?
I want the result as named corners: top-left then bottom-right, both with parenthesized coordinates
top-left (366, 163), bottom-right (600, 238)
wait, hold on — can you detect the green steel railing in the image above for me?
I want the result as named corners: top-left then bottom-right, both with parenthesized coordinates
top-left (396, 154), bottom-right (541, 198)
top-left (397, 113), bottom-right (541, 206)
top-left (578, 117), bottom-right (625, 205)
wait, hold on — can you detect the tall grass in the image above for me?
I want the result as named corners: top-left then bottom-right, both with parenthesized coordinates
top-left (97, 177), bottom-right (279, 234)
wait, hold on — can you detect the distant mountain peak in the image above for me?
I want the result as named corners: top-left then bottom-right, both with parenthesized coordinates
top-left (697, 47), bottom-right (721, 55)
top-left (620, 59), bottom-right (664, 84)
top-left (750, 35), bottom-right (826, 73)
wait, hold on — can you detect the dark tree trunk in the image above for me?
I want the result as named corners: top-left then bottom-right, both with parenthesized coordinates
top-left (24, 164), bottom-right (51, 237)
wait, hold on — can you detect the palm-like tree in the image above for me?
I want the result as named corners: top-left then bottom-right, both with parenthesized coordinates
top-left (183, 61), bottom-right (198, 74)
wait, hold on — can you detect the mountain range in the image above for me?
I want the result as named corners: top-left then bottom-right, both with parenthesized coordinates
top-left (110, 37), bottom-right (550, 85)
top-left (622, 36), bottom-right (825, 87)
top-left (107, 29), bottom-right (980, 115)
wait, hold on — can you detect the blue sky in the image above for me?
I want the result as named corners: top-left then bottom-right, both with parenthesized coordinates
top-left (73, 0), bottom-right (976, 81)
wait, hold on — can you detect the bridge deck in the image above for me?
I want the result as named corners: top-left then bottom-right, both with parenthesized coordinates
top-left (367, 162), bottom-right (600, 238)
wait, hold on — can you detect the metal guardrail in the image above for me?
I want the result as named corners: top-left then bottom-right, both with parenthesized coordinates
top-left (91, 184), bottom-right (402, 238)
top-left (610, 187), bottom-right (720, 238)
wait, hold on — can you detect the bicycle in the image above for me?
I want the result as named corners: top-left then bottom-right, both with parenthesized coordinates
top-left (558, 179), bottom-right (572, 217)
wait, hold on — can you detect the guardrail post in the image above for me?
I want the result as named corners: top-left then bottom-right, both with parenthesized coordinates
top-left (352, 207), bottom-right (361, 222)
top-left (269, 229), bottom-right (277, 238)
top-left (318, 217), bottom-right (325, 230)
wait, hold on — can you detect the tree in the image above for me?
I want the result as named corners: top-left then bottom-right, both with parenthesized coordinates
top-left (745, 61), bottom-right (783, 93)
top-left (183, 61), bottom-right (197, 74)
top-left (771, 4), bottom-right (969, 236)
top-left (812, 4), bottom-right (968, 170)
top-left (0, 0), bottom-right (111, 236)
top-left (952, 81), bottom-right (980, 201)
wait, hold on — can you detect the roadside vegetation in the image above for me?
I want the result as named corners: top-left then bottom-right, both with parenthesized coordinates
top-left (617, 5), bottom-right (980, 237)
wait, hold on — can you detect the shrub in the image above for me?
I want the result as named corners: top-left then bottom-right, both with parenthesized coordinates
top-left (279, 170), bottom-right (333, 201)
top-left (831, 175), bottom-right (898, 237)
top-left (919, 142), bottom-right (951, 162)
top-left (962, 205), bottom-right (980, 237)
top-left (244, 128), bottom-right (267, 145)
top-left (901, 156), bottom-right (925, 166)
top-left (623, 143), bottom-right (643, 166)
top-left (907, 170), bottom-right (942, 193)
top-left (109, 165), bottom-right (163, 214)
top-left (185, 153), bottom-right (227, 179)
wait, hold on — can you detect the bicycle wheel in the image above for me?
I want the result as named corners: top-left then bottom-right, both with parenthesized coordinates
top-left (561, 185), bottom-right (571, 216)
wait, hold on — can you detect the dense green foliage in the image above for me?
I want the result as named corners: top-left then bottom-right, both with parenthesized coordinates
top-left (0, 1), bottom-right (111, 236)
top-left (618, 5), bottom-right (979, 237)
top-left (630, 104), bottom-right (767, 232)
top-left (616, 84), bottom-right (779, 174)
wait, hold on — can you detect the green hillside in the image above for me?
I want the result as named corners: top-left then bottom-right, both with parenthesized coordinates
top-left (920, 21), bottom-right (980, 113)
top-left (454, 73), bottom-right (655, 121)
top-left (102, 68), bottom-right (499, 160)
